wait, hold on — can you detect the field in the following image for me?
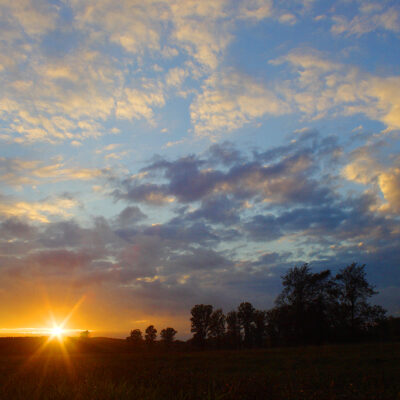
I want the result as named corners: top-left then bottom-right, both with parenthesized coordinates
top-left (0, 340), bottom-right (399, 399)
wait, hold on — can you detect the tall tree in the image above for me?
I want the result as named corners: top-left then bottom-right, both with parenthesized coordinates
top-left (208, 309), bottom-right (226, 347)
top-left (237, 302), bottom-right (255, 347)
top-left (226, 310), bottom-right (241, 348)
top-left (160, 327), bottom-right (177, 345)
top-left (335, 263), bottom-right (385, 337)
top-left (145, 325), bottom-right (157, 346)
top-left (275, 264), bottom-right (333, 344)
top-left (127, 329), bottom-right (143, 345)
top-left (252, 310), bottom-right (267, 348)
top-left (190, 304), bottom-right (213, 348)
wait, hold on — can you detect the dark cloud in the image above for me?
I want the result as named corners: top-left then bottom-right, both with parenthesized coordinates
top-left (1, 132), bottom-right (399, 322)
top-left (0, 218), bottom-right (36, 239)
top-left (207, 141), bottom-right (244, 166)
top-left (113, 134), bottom-right (338, 208)
top-left (113, 206), bottom-right (147, 227)
top-left (188, 195), bottom-right (241, 224)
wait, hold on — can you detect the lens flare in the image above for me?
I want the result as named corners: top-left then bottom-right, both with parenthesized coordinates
top-left (50, 325), bottom-right (65, 339)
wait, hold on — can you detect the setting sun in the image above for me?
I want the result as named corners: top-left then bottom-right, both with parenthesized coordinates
top-left (50, 326), bottom-right (65, 339)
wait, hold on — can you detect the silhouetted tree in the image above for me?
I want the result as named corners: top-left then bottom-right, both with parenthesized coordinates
top-left (266, 305), bottom-right (292, 346)
top-left (145, 325), bottom-right (157, 346)
top-left (238, 302), bottom-right (255, 347)
top-left (160, 327), bottom-right (177, 346)
top-left (226, 310), bottom-right (241, 348)
top-left (275, 264), bottom-right (333, 344)
top-left (335, 263), bottom-right (386, 338)
top-left (80, 330), bottom-right (90, 339)
top-left (127, 329), bottom-right (143, 345)
top-left (190, 304), bottom-right (213, 348)
top-left (252, 310), bottom-right (267, 347)
top-left (208, 309), bottom-right (226, 347)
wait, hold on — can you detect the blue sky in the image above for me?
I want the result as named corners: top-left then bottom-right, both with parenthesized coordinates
top-left (0, 0), bottom-right (399, 337)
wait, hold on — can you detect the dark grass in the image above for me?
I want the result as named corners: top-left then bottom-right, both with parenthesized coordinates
top-left (0, 341), bottom-right (399, 399)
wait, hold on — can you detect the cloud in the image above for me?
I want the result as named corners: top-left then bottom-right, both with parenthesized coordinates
top-left (1, 133), bottom-right (400, 329)
top-left (165, 67), bottom-right (188, 88)
top-left (273, 49), bottom-right (400, 130)
top-left (116, 83), bottom-right (165, 122)
top-left (378, 168), bottom-right (400, 213)
top-left (279, 13), bottom-right (297, 25)
top-left (117, 150), bottom-right (329, 206)
top-left (238, 0), bottom-right (273, 21)
top-left (191, 71), bottom-right (288, 137)
top-left (0, 157), bottom-right (103, 187)
top-left (331, 5), bottom-right (400, 36)
top-left (342, 144), bottom-right (400, 215)
top-left (1, 0), bottom-right (57, 37)
top-left (113, 206), bottom-right (147, 227)
top-left (0, 195), bottom-right (78, 223)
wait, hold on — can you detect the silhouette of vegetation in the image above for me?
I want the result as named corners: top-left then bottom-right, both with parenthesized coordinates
top-left (122, 263), bottom-right (391, 351)
top-left (0, 262), bottom-right (397, 399)
top-left (80, 330), bottom-right (90, 339)
top-left (184, 263), bottom-right (389, 349)
top-left (238, 302), bottom-right (256, 347)
top-left (145, 325), bottom-right (157, 347)
top-left (160, 327), bottom-right (177, 347)
top-left (334, 262), bottom-right (386, 339)
top-left (226, 310), bottom-right (241, 348)
top-left (190, 304), bottom-right (213, 348)
top-left (126, 329), bottom-right (143, 345)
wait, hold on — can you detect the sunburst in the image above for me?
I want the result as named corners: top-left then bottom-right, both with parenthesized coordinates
top-left (49, 325), bottom-right (65, 340)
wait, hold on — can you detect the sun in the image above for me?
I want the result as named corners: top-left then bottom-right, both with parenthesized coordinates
top-left (50, 325), bottom-right (65, 339)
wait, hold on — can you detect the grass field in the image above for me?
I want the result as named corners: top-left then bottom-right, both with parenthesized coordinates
top-left (0, 341), bottom-right (399, 399)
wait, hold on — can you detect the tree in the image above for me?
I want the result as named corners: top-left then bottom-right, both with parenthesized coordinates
top-left (274, 264), bottom-right (334, 344)
top-left (208, 309), bottom-right (225, 347)
top-left (145, 325), bottom-right (157, 346)
top-left (226, 311), bottom-right (241, 348)
top-left (252, 310), bottom-right (267, 348)
top-left (80, 330), bottom-right (90, 339)
top-left (160, 327), bottom-right (177, 345)
top-left (335, 263), bottom-right (385, 338)
top-left (237, 302), bottom-right (255, 347)
top-left (127, 329), bottom-right (143, 345)
top-left (276, 264), bottom-right (332, 309)
top-left (266, 306), bottom-right (292, 346)
top-left (190, 304), bottom-right (213, 348)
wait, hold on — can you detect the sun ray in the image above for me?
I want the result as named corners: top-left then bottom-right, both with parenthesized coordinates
top-left (10, 294), bottom-right (87, 382)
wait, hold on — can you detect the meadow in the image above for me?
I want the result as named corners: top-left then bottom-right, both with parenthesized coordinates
top-left (0, 339), bottom-right (399, 399)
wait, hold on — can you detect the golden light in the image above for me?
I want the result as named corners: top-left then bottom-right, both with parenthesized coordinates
top-left (50, 325), bottom-right (65, 339)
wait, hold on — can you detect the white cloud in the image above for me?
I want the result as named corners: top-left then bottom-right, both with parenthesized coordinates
top-left (279, 13), bottom-right (297, 25)
top-left (0, 157), bottom-right (103, 187)
top-left (238, 0), bottom-right (273, 21)
top-left (331, 5), bottom-right (400, 36)
top-left (166, 67), bottom-right (188, 88)
top-left (116, 83), bottom-right (165, 122)
top-left (273, 50), bottom-right (400, 130)
top-left (191, 71), bottom-right (288, 137)
top-left (0, 0), bottom-right (57, 37)
top-left (342, 146), bottom-right (400, 215)
top-left (0, 196), bottom-right (78, 223)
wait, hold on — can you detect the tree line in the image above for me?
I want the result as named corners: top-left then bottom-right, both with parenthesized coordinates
top-left (126, 263), bottom-right (399, 349)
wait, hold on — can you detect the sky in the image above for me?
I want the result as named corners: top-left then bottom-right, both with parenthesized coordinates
top-left (0, 0), bottom-right (399, 338)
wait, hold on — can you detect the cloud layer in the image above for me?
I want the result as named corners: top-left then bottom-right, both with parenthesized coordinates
top-left (0, 0), bottom-right (399, 336)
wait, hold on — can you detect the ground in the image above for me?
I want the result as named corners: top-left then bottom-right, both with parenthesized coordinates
top-left (0, 340), bottom-right (399, 399)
